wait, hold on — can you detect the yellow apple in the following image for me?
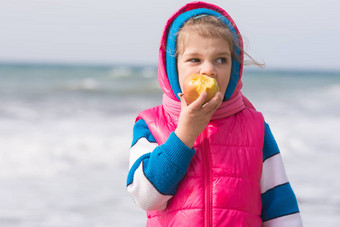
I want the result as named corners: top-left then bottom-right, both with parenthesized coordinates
top-left (182, 74), bottom-right (219, 104)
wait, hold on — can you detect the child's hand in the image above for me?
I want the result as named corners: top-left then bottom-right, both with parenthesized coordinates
top-left (175, 91), bottom-right (223, 148)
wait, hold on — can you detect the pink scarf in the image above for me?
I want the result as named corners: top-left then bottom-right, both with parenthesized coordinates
top-left (162, 91), bottom-right (246, 124)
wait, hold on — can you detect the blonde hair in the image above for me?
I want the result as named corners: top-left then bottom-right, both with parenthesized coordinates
top-left (176, 15), bottom-right (264, 68)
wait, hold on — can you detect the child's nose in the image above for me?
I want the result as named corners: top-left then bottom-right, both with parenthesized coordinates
top-left (200, 62), bottom-right (216, 77)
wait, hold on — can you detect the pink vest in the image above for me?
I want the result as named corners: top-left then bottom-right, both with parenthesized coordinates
top-left (137, 105), bottom-right (265, 227)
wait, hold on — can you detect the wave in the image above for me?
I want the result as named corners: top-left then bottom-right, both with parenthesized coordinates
top-left (54, 78), bottom-right (100, 92)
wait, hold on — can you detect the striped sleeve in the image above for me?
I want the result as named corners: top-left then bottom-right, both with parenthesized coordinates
top-left (261, 122), bottom-right (303, 226)
top-left (126, 119), bottom-right (195, 211)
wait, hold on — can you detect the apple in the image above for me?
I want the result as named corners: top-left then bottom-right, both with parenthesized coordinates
top-left (182, 74), bottom-right (219, 104)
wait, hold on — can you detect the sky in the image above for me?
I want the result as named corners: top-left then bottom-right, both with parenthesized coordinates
top-left (0, 0), bottom-right (339, 70)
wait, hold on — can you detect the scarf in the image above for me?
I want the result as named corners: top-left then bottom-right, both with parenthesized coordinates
top-left (162, 91), bottom-right (246, 124)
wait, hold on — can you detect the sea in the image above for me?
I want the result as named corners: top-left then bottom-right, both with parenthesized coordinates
top-left (0, 63), bottom-right (339, 227)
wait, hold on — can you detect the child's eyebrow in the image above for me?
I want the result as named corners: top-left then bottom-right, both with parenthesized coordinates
top-left (181, 51), bottom-right (231, 57)
top-left (181, 51), bottom-right (201, 56)
top-left (216, 51), bottom-right (231, 56)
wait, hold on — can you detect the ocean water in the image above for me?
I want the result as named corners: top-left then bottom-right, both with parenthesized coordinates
top-left (0, 63), bottom-right (339, 226)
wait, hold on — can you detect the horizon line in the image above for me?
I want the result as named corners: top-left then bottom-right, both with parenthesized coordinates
top-left (0, 60), bottom-right (339, 74)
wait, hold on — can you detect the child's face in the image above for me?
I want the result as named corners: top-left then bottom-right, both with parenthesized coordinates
top-left (177, 32), bottom-right (232, 97)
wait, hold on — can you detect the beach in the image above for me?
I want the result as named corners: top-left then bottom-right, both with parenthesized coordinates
top-left (0, 63), bottom-right (339, 226)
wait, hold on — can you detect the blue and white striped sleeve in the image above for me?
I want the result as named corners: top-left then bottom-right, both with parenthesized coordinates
top-left (261, 122), bottom-right (303, 226)
top-left (126, 119), bottom-right (195, 211)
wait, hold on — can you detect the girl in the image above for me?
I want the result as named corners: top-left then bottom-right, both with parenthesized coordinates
top-left (127, 2), bottom-right (303, 226)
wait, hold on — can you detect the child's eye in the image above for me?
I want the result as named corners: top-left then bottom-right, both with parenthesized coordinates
top-left (216, 58), bottom-right (227, 64)
top-left (188, 58), bottom-right (200, 63)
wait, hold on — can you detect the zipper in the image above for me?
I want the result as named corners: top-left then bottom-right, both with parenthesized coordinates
top-left (201, 129), bottom-right (212, 227)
